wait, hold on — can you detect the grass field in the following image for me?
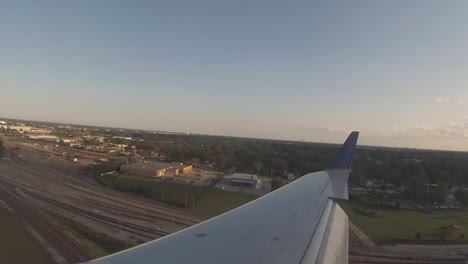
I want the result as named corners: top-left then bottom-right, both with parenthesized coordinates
top-left (339, 191), bottom-right (468, 245)
top-left (0, 207), bottom-right (53, 264)
top-left (97, 175), bottom-right (259, 215)
top-left (97, 176), bottom-right (468, 245)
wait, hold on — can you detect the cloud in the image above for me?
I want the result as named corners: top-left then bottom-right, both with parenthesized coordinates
top-left (410, 125), bottom-right (433, 132)
top-left (434, 97), bottom-right (465, 105)
top-left (327, 127), bottom-right (351, 133)
top-left (434, 97), bottom-right (450, 103)
top-left (409, 122), bottom-right (466, 139)
top-left (301, 124), bottom-right (352, 134)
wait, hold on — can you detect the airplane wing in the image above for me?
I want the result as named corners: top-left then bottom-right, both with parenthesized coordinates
top-left (88, 131), bottom-right (359, 264)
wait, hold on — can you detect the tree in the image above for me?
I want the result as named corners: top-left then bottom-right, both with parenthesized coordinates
top-left (395, 201), bottom-right (401, 210)
top-left (271, 177), bottom-right (285, 191)
top-left (253, 161), bottom-right (263, 176)
top-left (0, 140), bottom-right (4, 157)
top-left (415, 232), bottom-right (421, 240)
top-left (455, 190), bottom-right (468, 206)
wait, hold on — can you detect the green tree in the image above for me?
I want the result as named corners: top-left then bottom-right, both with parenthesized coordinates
top-left (271, 177), bottom-right (285, 191)
top-left (0, 140), bottom-right (4, 157)
top-left (455, 190), bottom-right (468, 206)
top-left (253, 161), bottom-right (263, 176)
top-left (395, 201), bottom-right (401, 210)
top-left (415, 232), bottom-right (421, 240)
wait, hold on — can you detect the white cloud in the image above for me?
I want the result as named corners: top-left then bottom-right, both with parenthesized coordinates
top-left (327, 127), bottom-right (351, 133)
top-left (415, 123), bottom-right (465, 139)
top-left (434, 96), bottom-right (450, 103)
top-left (411, 125), bottom-right (433, 132)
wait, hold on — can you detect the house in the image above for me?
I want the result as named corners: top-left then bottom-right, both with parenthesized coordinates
top-left (287, 173), bottom-right (297, 181)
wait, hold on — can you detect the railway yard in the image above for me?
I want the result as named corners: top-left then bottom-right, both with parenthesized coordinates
top-left (0, 140), bottom-right (202, 263)
top-left (0, 139), bottom-right (467, 263)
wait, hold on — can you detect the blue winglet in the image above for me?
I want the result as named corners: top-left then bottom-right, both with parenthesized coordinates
top-left (328, 131), bottom-right (359, 170)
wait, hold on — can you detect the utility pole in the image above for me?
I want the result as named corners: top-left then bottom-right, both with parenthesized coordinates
top-left (191, 196), bottom-right (195, 212)
top-left (119, 214), bottom-right (122, 236)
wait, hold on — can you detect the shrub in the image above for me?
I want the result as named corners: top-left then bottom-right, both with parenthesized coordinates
top-left (415, 232), bottom-right (421, 240)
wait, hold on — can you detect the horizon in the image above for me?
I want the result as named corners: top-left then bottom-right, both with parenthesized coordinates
top-left (2, 1), bottom-right (468, 151)
top-left (3, 115), bottom-right (468, 154)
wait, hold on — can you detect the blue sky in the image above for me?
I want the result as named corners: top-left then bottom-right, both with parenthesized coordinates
top-left (1, 1), bottom-right (468, 150)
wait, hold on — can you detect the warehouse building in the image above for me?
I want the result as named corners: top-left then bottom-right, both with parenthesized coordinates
top-left (230, 173), bottom-right (258, 187)
top-left (121, 163), bottom-right (171, 177)
top-left (120, 162), bottom-right (193, 178)
top-left (171, 162), bottom-right (193, 174)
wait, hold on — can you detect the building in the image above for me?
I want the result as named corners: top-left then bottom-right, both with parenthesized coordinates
top-left (171, 162), bottom-right (193, 174)
top-left (230, 173), bottom-right (258, 187)
top-left (30, 128), bottom-right (50, 134)
top-left (27, 135), bottom-right (59, 142)
top-left (120, 162), bottom-right (190, 177)
top-left (62, 138), bottom-right (82, 143)
top-left (7, 125), bottom-right (34, 133)
top-left (286, 173), bottom-right (297, 181)
top-left (121, 162), bottom-right (173, 177)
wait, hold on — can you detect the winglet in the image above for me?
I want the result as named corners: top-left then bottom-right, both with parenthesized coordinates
top-left (327, 131), bottom-right (359, 171)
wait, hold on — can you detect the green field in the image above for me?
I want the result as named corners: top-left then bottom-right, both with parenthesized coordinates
top-left (339, 191), bottom-right (468, 245)
top-left (0, 207), bottom-right (53, 264)
top-left (97, 175), bottom-right (259, 215)
top-left (97, 176), bottom-right (468, 245)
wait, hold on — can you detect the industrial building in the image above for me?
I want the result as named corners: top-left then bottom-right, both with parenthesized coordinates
top-left (120, 162), bottom-right (193, 178)
top-left (229, 173), bottom-right (258, 187)
top-left (27, 135), bottom-right (59, 142)
top-left (171, 162), bottom-right (193, 174)
top-left (7, 125), bottom-right (34, 133)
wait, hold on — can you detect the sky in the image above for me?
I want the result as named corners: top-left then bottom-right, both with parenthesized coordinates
top-left (1, 0), bottom-right (468, 151)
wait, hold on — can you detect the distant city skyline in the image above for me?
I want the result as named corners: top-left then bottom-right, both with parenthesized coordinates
top-left (1, 1), bottom-right (468, 151)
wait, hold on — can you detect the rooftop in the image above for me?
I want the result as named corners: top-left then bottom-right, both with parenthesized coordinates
top-left (121, 162), bottom-right (176, 171)
top-left (230, 173), bottom-right (258, 181)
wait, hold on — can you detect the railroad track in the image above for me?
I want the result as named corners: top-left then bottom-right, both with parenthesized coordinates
top-left (63, 194), bottom-right (189, 227)
top-left (61, 175), bottom-right (199, 218)
top-left (4, 162), bottom-right (200, 225)
top-left (58, 180), bottom-right (200, 224)
top-left (25, 191), bottom-right (166, 239)
top-left (0, 185), bottom-right (90, 263)
top-left (0, 169), bottom-right (196, 239)
top-left (349, 246), bottom-right (468, 264)
top-left (0, 176), bottom-right (168, 238)
top-left (4, 171), bottom-right (199, 227)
